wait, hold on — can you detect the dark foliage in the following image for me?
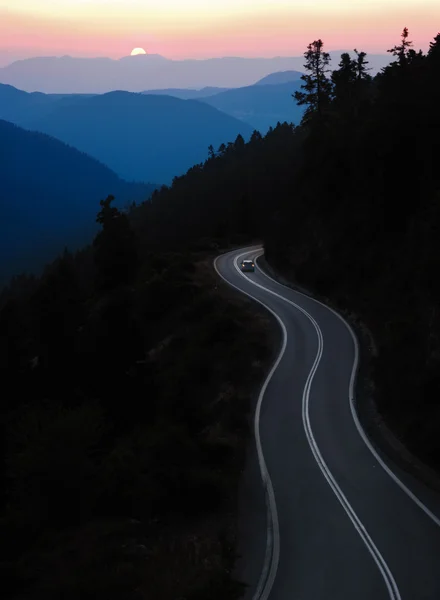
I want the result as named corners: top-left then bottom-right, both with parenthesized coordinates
top-left (0, 192), bottom-right (271, 598)
top-left (266, 29), bottom-right (440, 467)
top-left (129, 27), bottom-right (440, 468)
top-left (293, 39), bottom-right (333, 122)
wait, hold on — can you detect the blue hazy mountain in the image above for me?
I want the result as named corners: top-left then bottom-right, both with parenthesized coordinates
top-left (0, 54), bottom-right (307, 93)
top-left (142, 86), bottom-right (230, 99)
top-left (0, 119), bottom-right (156, 286)
top-left (200, 80), bottom-right (305, 133)
top-left (0, 87), bottom-right (253, 184)
top-left (0, 83), bottom-right (95, 122)
top-left (138, 72), bottom-right (305, 132)
top-left (253, 70), bottom-right (303, 85)
top-left (0, 53), bottom-right (393, 94)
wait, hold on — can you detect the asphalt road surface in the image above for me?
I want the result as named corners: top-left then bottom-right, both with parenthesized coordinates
top-left (214, 246), bottom-right (440, 600)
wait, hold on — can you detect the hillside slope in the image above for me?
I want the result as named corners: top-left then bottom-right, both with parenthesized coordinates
top-left (0, 119), bottom-right (155, 285)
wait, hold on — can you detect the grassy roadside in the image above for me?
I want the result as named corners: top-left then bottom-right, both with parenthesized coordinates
top-left (1, 244), bottom-right (276, 600)
top-left (257, 254), bottom-right (440, 493)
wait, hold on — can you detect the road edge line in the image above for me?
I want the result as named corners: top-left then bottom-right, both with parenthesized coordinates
top-left (236, 249), bottom-right (401, 599)
top-left (255, 253), bottom-right (440, 527)
top-left (214, 248), bottom-right (283, 600)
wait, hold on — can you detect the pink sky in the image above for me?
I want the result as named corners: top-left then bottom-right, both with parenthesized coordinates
top-left (0, 1), bottom-right (439, 64)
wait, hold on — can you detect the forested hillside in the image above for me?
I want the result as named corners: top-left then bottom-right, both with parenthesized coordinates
top-left (264, 31), bottom-right (440, 467)
top-left (0, 202), bottom-right (272, 599)
top-left (0, 120), bottom-right (156, 286)
top-left (135, 28), bottom-right (440, 467)
top-left (1, 27), bottom-right (439, 600)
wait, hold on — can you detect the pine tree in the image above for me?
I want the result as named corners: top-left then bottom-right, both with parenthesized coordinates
top-left (353, 49), bottom-right (372, 81)
top-left (331, 50), bottom-right (372, 120)
top-left (293, 39), bottom-right (333, 123)
top-left (250, 130), bottom-right (263, 143)
top-left (427, 33), bottom-right (440, 62)
top-left (387, 27), bottom-right (413, 67)
top-left (93, 195), bottom-right (139, 292)
top-left (234, 134), bottom-right (245, 149)
top-left (331, 52), bottom-right (357, 106)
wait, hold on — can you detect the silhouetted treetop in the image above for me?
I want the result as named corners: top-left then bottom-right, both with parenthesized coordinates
top-left (293, 39), bottom-right (333, 123)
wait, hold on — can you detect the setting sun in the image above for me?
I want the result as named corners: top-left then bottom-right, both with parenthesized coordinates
top-left (130, 47), bottom-right (146, 56)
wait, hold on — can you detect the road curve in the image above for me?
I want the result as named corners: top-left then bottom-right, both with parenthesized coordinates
top-left (214, 246), bottom-right (440, 600)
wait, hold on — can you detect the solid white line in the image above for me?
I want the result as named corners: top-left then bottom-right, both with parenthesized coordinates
top-left (227, 249), bottom-right (401, 600)
top-left (297, 306), bottom-right (401, 600)
top-left (254, 251), bottom-right (440, 528)
top-left (214, 249), bottom-right (282, 600)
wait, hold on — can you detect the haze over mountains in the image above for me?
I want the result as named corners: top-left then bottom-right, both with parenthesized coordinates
top-left (0, 50), bottom-right (393, 283)
top-left (140, 71), bottom-right (303, 99)
top-left (0, 52), bottom-right (394, 93)
top-left (0, 119), bottom-right (156, 286)
top-left (141, 86), bottom-right (231, 99)
top-left (0, 85), bottom-right (253, 184)
top-left (254, 70), bottom-right (302, 85)
top-left (201, 80), bottom-right (304, 134)
top-left (139, 71), bottom-right (305, 133)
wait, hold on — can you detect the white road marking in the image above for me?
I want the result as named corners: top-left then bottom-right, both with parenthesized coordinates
top-left (214, 249), bottom-right (282, 600)
top-left (215, 248), bottom-right (401, 600)
top-left (254, 251), bottom-right (440, 528)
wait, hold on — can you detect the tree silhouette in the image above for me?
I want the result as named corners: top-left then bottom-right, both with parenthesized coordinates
top-left (331, 53), bottom-right (357, 110)
top-left (293, 39), bottom-right (333, 123)
top-left (250, 130), bottom-right (263, 143)
top-left (353, 49), bottom-right (372, 81)
top-left (331, 50), bottom-right (372, 120)
top-left (234, 134), bottom-right (245, 149)
top-left (428, 32), bottom-right (440, 61)
top-left (93, 195), bottom-right (139, 292)
top-left (387, 27), bottom-right (413, 67)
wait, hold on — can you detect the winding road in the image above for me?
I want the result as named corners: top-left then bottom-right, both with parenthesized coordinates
top-left (214, 246), bottom-right (440, 600)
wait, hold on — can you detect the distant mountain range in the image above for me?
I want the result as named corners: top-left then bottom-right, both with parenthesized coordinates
top-left (0, 84), bottom-right (94, 123)
top-left (0, 119), bottom-right (156, 286)
top-left (0, 84), bottom-right (253, 184)
top-left (139, 71), bottom-right (306, 133)
top-left (200, 80), bottom-right (304, 133)
top-left (141, 86), bottom-right (231, 100)
top-left (139, 70), bottom-right (304, 99)
top-left (254, 70), bottom-right (303, 85)
top-left (0, 52), bottom-right (393, 94)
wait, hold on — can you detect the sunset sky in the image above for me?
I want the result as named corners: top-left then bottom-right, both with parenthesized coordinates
top-left (1, 0), bottom-right (439, 62)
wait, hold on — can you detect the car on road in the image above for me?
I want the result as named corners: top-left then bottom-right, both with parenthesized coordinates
top-left (240, 259), bottom-right (255, 272)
